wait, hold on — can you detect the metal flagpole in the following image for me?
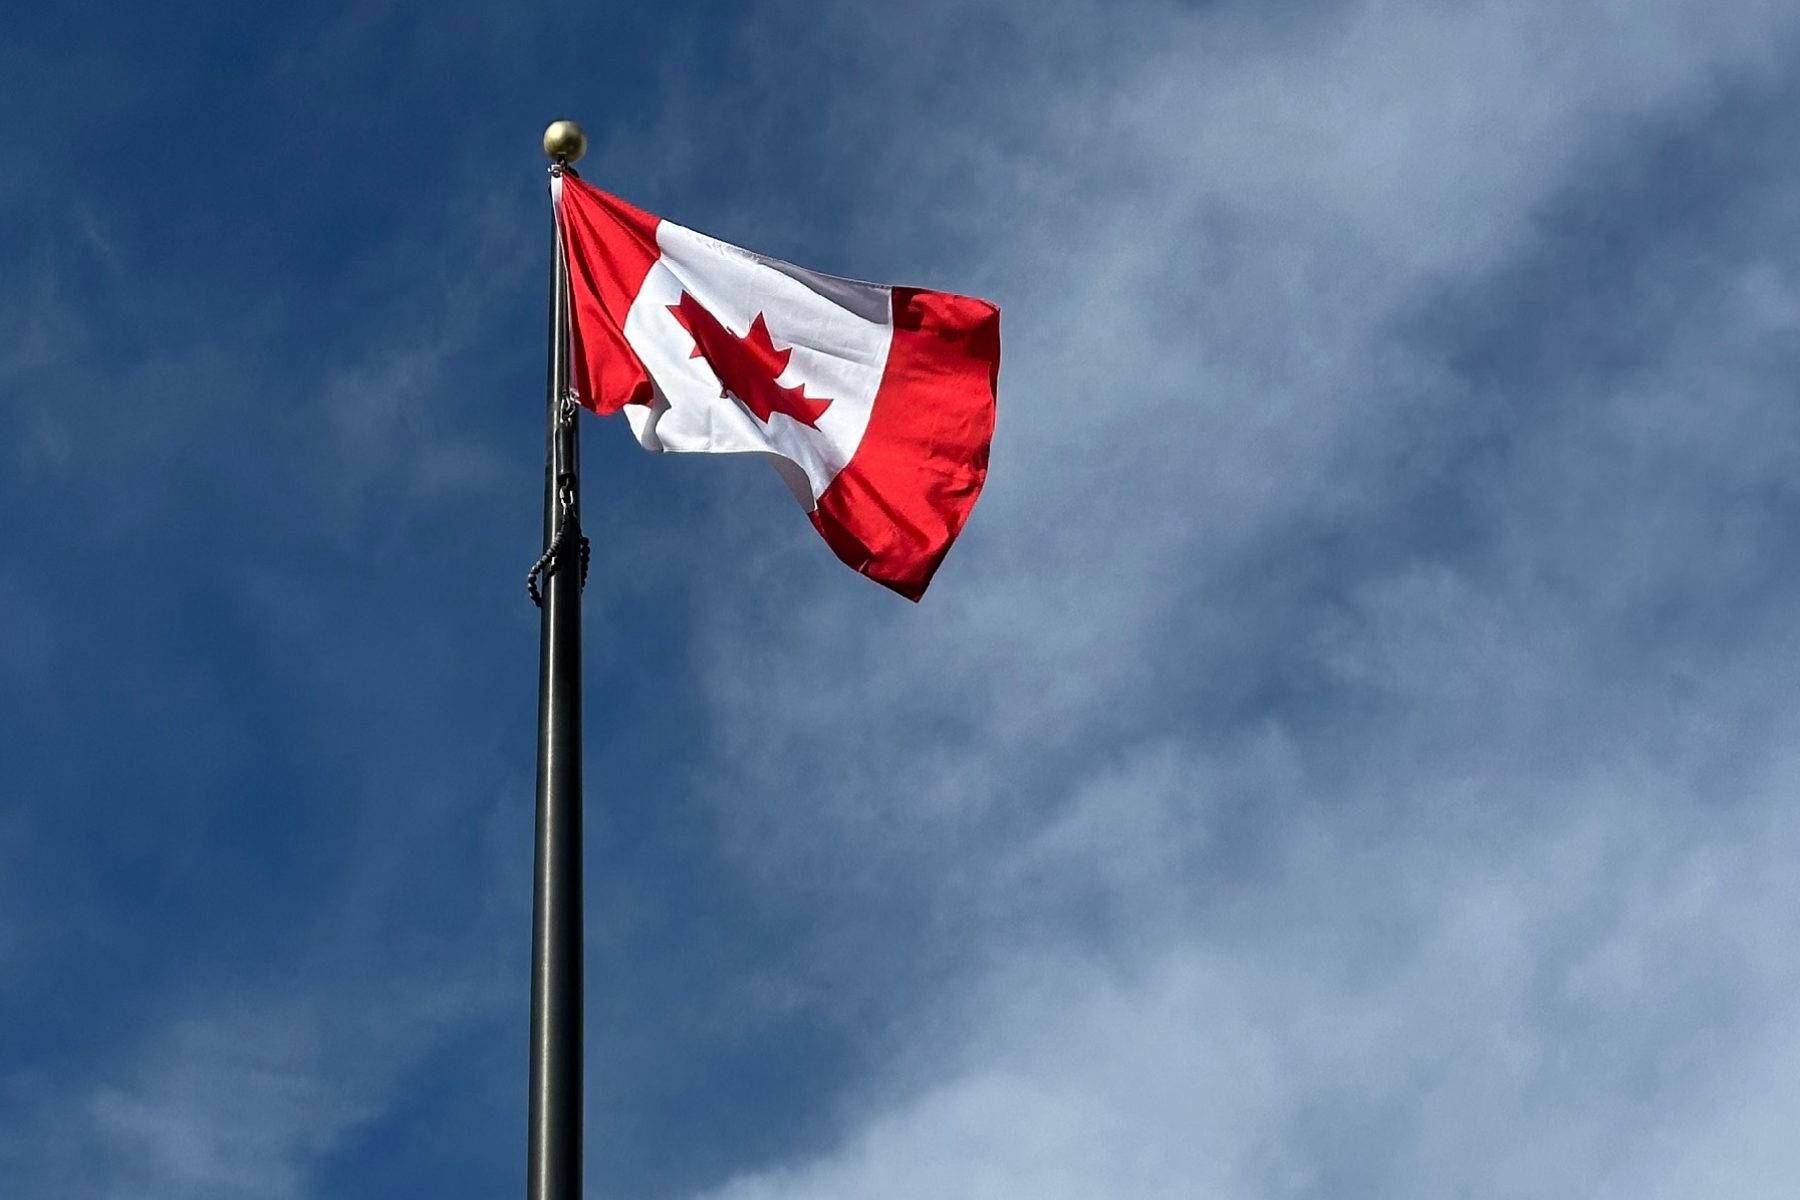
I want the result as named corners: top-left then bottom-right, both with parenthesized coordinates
top-left (528, 119), bottom-right (590, 1200)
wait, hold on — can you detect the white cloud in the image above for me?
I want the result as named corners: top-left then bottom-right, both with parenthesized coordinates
top-left (679, 0), bottom-right (1800, 1196)
top-left (44, 778), bottom-right (531, 1200)
top-left (700, 740), bottom-right (1800, 1199)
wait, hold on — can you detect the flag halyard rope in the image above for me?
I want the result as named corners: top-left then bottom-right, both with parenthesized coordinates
top-left (527, 393), bottom-right (590, 607)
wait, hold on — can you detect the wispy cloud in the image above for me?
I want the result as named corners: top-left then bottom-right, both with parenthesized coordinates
top-left (0, 97), bottom-right (546, 1196)
top-left (666, 0), bottom-right (1800, 1196)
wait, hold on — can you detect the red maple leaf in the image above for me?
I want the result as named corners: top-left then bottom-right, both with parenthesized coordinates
top-left (668, 292), bottom-right (833, 429)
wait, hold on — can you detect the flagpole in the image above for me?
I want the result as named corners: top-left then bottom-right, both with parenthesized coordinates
top-left (529, 119), bottom-right (589, 1200)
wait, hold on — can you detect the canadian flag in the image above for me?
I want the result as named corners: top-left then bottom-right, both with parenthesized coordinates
top-left (554, 172), bottom-right (1000, 601)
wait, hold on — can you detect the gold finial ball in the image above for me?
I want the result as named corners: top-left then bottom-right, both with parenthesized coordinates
top-left (543, 120), bottom-right (588, 165)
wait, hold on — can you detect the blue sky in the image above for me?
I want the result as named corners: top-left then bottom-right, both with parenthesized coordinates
top-left (5, 1), bottom-right (1800, 1197)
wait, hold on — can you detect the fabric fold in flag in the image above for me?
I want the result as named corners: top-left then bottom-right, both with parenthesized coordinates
top-left (553, 172), bottom-right (999, 601)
